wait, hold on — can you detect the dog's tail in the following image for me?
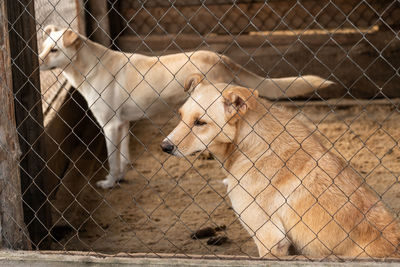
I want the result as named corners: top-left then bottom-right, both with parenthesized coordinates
top-left (221, 55), bottom-right (334, 99)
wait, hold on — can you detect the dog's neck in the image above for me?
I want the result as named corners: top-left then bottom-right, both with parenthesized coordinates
top-left (209, 112), bottom-right (259, 170)
top-left (209, 142), bottom-right (236, 168)
top-left (61, 39), bottom-right (113, 88)
top-left (211, 106), bottom-right (283, 172)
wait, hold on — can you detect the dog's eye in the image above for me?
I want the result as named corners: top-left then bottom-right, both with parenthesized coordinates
top-left (194, 119), bottom-right (207, 126)
top-left (50, 48), bottom-right (58, 53)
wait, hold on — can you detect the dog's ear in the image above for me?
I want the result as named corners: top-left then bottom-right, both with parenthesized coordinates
top-left (43, 25), bottom-right (60, 38)
top-left (222, 86), bottom-right (259, 124)
top-left (184, 73), bottom-right (206, 93)
top-left (63, 29), bottom-right (81, 47)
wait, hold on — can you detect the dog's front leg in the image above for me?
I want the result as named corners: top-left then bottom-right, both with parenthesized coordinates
top-left (254, 220), bottom-right (291, 258)
top-left (96, 120), bottom-right (126, 189)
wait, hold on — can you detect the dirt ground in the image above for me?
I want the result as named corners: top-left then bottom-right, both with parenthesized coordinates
top-left (50, 100), bottom-right (400, 257)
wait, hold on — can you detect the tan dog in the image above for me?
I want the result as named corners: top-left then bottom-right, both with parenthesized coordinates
top-left (161, 74), bottom-right (400, 258)
top-left (39, 25), bottom-right (333, 189)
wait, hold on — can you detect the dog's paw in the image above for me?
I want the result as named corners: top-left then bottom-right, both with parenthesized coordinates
top-left (96, 179), bottom-right (116, 189)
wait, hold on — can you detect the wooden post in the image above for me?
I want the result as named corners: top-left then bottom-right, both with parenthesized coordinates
top-left (107, 0), bottom-right (123, 50)
top-left (5, 0), bottom-right (51, 249)
top-left (85, 0), bottom-right (112, 47)
top-left (0, 0), bottom-right (31, 250)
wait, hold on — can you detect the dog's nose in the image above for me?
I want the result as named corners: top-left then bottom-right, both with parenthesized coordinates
top-left (161, 140), bottom-right (175, 154)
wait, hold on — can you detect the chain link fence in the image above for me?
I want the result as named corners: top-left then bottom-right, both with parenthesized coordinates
top-left (119, 0), bottom-right (399, 35)
top-left (2, 0), bottom-right (400, 262)
top-left (35, 0), bottom-right (84, 125)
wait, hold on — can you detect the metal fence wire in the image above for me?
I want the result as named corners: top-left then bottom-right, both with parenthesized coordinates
top-left (3, 0), bottom-right (400, 262)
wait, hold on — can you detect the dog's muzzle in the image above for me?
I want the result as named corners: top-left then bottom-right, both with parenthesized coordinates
top-left (160, 140), bottom-right (176, 154)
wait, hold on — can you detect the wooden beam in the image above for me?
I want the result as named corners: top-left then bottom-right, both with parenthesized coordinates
top-left (6, 0), bottom-right (51, 249)
top-left (0, 0), bottom-right (30, 250)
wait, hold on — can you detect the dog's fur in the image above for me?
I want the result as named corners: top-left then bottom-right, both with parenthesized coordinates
top-left (39, 25), bottom-right (333, 189)
top-left (161, 74), bottom-right (400, 258)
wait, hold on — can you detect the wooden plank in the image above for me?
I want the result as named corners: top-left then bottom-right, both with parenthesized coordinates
top-left (127, 0), bottom-right (270, 9)
top-left (0, 0), bottom-right (30, 250)
top-left (116, 30), bottom-right (375, 52)
top-left (5, 0), bottom-right (51, 249)
top-left (2, 250), bottom-right (400, 266)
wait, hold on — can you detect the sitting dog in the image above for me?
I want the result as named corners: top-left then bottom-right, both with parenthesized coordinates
top-left (39, 25), bottom-right (333, 189)
top-left (161, 74), bottom-right (400, 258)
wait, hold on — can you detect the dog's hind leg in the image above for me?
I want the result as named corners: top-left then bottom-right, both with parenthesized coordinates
top-left (96, 119), bottom-right (125, 189)
top-left (119, 122), bottom-right (130, 177)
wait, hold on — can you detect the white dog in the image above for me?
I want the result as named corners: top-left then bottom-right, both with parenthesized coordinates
top-left (39, 25), bottom-right (333, 189)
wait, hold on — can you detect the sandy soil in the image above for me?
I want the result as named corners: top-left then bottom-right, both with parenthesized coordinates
top-left (50, 101), bottom-right (400, 257)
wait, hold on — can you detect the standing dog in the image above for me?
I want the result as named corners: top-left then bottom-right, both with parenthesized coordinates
top-left (39, 25), bottom-right (333, 189)
top-left (161, 74), bottom-right (400, 258)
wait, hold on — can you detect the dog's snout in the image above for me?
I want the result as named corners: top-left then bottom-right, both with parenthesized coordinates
top-left (161, 140), bottom-right (175, 154)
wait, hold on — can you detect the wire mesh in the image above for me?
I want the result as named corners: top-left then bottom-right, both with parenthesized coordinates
top-left (119, 0), bottom-right (399, 36)
top-left (35, 0), bottom-right (84, 125)
top-left (3, 0), bottom-right (400, 262)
